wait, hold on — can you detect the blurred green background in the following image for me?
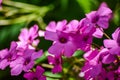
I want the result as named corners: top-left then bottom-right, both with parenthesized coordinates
top-left (0, 0), bottom-right (120, 80)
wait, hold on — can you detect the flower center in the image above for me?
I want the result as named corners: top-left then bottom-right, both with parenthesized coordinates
top-left (7, 54), bottom-right (12, 61)
top-left (59, 37), bottom-right (67, 43)
top-left (33, 78), bottom-right (38, 80)
top-left (55, 58), bottom-right (61, 65)
top-left (24, 58), bottom-right (31, 65)
top-left (83, 35), bottom-right (89, 42)
top-left (92, 15), bottom-right (99, 23)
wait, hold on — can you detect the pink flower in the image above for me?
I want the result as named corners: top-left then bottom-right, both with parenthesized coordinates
top-left (10, 49), bottom-right (43, 76)
top-left (24, 66), bottom-right (46, 80)
top-left (86, 2), bottom-right (112, 29)
top-left (45, 30), bottom-right (81, 57)
top-left (0, 41), bottom-right (17, 70)
top-left (46, 20), bottom-right (67, 32)
top-left (104, 27), bottom-right (120, 55)
top-left (48, 55), bottom-right (62, 73)
top-left (17, 24), bottom-right (39, 49)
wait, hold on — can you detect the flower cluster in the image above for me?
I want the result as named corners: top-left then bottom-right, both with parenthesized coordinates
top-left (0, 25), bottom-right (46, 79)
top-left (0, 2), bottom-right (120, 80)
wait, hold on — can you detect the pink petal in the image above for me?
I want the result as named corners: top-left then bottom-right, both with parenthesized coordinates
top-left (66, 20), bottom-right (79, 32)
top-left (86, 11), bottom-right (97, 22)
top-left (56, 20), bottom-right (67, 31)
top-left (9, 41), bottom-right (17, 52)
top-left (10, 57), bottom-right (24, 68)
top-left (39, 76), bottom-right (46, 80)
top-left (47, 56), bottom-right (55, 64)
top-left (97, 6), bottom-right (112, 16)
top-left (48, 43), bottom-right (63, 57)
top-left (104, 40), bottom-right (118, 48)
top-left (36, 66), bottom-right (45, 76)
top-left (112, 28), bottom-right (120, 40)
top-left (93, 28), bottom-right (103, 38)
top-left (45, 31), bottom-right (58, 41)
top-left (0, 59), bottom-right (9, 70)
top-left (18, 28), bottom-right (29, 41)
top-left (52, 64), bottom-right (62, 74)
top-left (29, 24), bottom-right (39, 39)
top-left (23, 61), bottom-right (34, 72)
top-left (24, 72), bottom-right (34, 80)
top-left (46, 21), bottom-right (56, 32)
top-left (32, 50), bottom-right (43, 60)
top-left (84, 49), bottom-right (99, 61)
top-left (97, 16), bottom-right (109, 29)
top-left (64, 42), bottom-right (77, 57)
top-left (102, 54), bottom-right (115, 64)
top-left (110, 47), bottom-right (120, 55)
top-left (11, 64), bottom-right (23, 76)
top-left (0, 49), bottom-right (8, 59)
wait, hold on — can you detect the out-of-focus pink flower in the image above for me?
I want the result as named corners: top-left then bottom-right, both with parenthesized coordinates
top-left (0, 41), bottom-right (17, 70)
top-left (104, 27), bottom-right (120, 55)
top-left (24, 66), bottom-right (46, 80)
top-left (48, 55), bottom-right (62, 73)
top-left (10, 49), bottom-right (43, 76)
top-left (17, 24), bottom-right (39, 49)
top-left (86, 2), bottom-right (112, 29)
top-left (46, 20), bottom-right (67, 32)
top-left (0, 0), bottom-right (2, 7)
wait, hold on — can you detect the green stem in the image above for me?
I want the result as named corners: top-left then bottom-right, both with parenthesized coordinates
top-left (92, 43), bottom-right (101, 49)
top-left (0, 13), bottom-right (38, 25)
top-left (41, 63), bottom-right (53, 69)
top-left (98, 27), bottom-right (111, 39)
top-left (103, 32), bottom-right (111, 39)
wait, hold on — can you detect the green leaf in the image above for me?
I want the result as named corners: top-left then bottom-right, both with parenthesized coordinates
top-left (114, 9), bottom-right (120, 25)
top-left (60, 0), bottom-right (68, 10)
top-left (44, 71), bottom-right (62, 78)
top-left (76, 0), bottom-right (91, 13)
top-left (73, 50), bottom-right (84, 58)
top-left (35, 51), bottom-right (48, 64)
top-left (47, 77), bottom-right (59, 80)
top-left (0, 23), bottom-right (25, 49)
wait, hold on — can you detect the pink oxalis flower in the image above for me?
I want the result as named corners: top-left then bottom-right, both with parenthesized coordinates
top-left (24, 66), bottom-right (46, 80)
top-left (48, 55), bottom-right (62, 73)
top-left (10, 49), bottom-right (43, 76)
top-left (17, 24), bottom-right (39, 49)
top-left (104, 27), bottom-right (120, 55)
